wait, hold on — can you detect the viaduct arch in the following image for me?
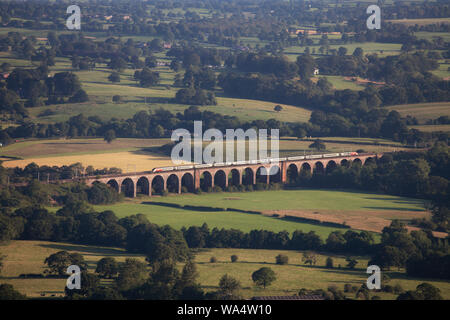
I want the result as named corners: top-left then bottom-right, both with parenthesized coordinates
top-left (85, 154), bottom-right (381, 198)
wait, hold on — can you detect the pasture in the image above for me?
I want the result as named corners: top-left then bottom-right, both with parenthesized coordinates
top-left (409, 125), bottom-right (450, 133)
top-left (387, 18), bottom-right (450, 26)
top-left (139, 189), bottom-right (426, 214)
top-left (94, 200), bottom-right (348, 239)
top-left (386, 102), bottom-right (450, 123)
top-left (1, 52), bottom-right (312, 124)
top-left (93, 188), bottom-right (428, 236)
top-left (1, 241), bottom-right (449, 299)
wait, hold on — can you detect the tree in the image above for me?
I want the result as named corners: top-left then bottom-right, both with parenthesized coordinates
top-left (0, 284), bottom-right (26, 300)
top-left (338, 47), bottom-right (348, 56)
top-left (108, 72), bottom-right (120, 83)
top-left (352, 47), bottom-right (364, 58)
top-left (69, 89), bottom-right (89, 103)
top-left (309, 139), bottom-right (326, 151)
top-left (326, 257), bottom-right (334, 268)
top-left (116, 258), bottom-right (148, 292)
top-left (96, 257), bottom-right (119, 279)
top-left (346, 257), bottom-right (358, 269)
top-left (44, 251), bottom-right (87, 276)
top-left (252, 267), bottom-right (276, 289)
top-left (104, 129), bottom-right (116, 144)
top-left (217, 274), bottom-right (241, 299)
top-left (65, 271), bottom-right (100, 299)
top-left (134, 68), bottom-right (160, 87)
top-left (275, 254), bottom-right (288, 265)
top-left (274, 105), bottom-right (283, 112)
top-left (0, 253), bottom-right (5, 275)
top-left (302, 252), bottom-right (317, 265)
top-left (415, 283), bottom-right (443, 300)
top-left (179, 260), bottom-right (199, 288)
top-left (230, 255), bottom-right (238, 263)
top-left (109, 57), bottom-right (127, 71)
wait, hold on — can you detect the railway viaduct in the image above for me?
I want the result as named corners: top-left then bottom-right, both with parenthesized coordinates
top-left (82, 153), bottom-right (382, 198)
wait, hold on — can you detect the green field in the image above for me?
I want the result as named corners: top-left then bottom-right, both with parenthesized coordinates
top-left (1, 241), bottom-right (449, 299)
top-left (1, 52), bottom-right (312, 124)
top-left (315, 75), bottom-right (366, 91)
top-left (94, 200), bottom-right (347, 239)
top-left (193, 247), bottom-right (450, 299)
top-left (386, 102), bottom-right (450, 123)
top-left (284, 42), bottom-right (402, 61)
top-left (91, 189), bottom-right (428, 238)
top-left (409, 124), bottom-right (450, 133)
top-left (138, 189), bottom-right (426, 213)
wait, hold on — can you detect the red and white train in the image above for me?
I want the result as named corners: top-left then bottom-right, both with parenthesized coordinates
top-left (151, 152), bottom-right (358, 173)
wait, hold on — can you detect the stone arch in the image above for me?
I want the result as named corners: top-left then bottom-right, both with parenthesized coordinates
top-left (256, 166), bottom-right (268, 184)
top-left (121, 178), bottom-right (135, 198)
top-left (228, 169), bottom-right (240, 186)
top-left (287, 163), bottom-right (299, 183)
top-left (300, 162), bottom-right (312, 174)
top-left (313, 161), bottom-right (325, 174)
top-left (151, 175), bottom-right (165, 195)
top-left (325, 160), bottom-right (337, 174)
top-left (269, 165), bottom-right (281, 183)
top-left (242, 167), bottom-right (254, 185)
top-left (107, 179), bottom-right (119, 192)
top-left (181, 173), bottom-right (194, 193)
top-left (214, 170), bottom-right (227, 189)
top-left (352, 158), bottom-right (362, 167)
top-left (136, 177), bottom-right (150, 196)
top-left (167, 174), bottom-right (179, 193)
top-left (340, 159), bottom-right (350, 167)
top-left (200, 171), bottom-right (213, 191)
top-left (364, 157), bottom-right (376, 166)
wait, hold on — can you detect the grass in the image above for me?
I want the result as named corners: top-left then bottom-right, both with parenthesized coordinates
top-left (431, 60), bottom-right (450, 80)
top-left (0, 240), bottom-right (145, 298)
top-left (387, 18), bottom-right (450, 26)
top-left (313, 137), bottom-right (404, 146)
top-left (2, 241), bottom-right (449, 299)
top-left (12, 56), bottom-right (312, 124)
top-left (284, 42), bottom-right (402, 61)
top-left (94, 200), bottom-right (348, 239)
top-left (139, 189), bottom-right (426, 213)
top-left (318, 75), bottom-right (366, 91)
top-left (409, 125), bottom-right (450, 133)
top-left (91, 188), bottom-right (427, 237)
top-left (386, 102), bottom-right (450, 123)
top-left (194, 248), bottom-right (450, 299)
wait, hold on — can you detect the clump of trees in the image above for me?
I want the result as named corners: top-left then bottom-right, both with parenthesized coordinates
top-left (175, 87), bottom-right (217, 105)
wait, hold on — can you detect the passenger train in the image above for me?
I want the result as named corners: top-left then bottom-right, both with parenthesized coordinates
top-left (151, 152), bottom-right (358, 173)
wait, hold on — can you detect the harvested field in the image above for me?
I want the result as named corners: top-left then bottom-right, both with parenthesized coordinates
top-left (262, 209), bottom-right (449, 238)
